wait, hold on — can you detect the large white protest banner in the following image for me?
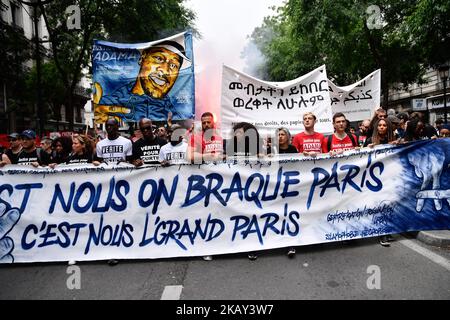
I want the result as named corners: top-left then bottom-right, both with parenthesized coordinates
top-left (0, 139), bottom-right (449, 264)
top-left (221, 65), bottom-right (334, 135)
top-left (329, 69), bottom-right (381, 122)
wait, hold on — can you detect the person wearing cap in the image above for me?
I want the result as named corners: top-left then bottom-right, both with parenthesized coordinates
top-left (159, 123), bottom-right (189, 166)
top-left (0, 133), bottom-right (22, 167)
top-left (93, 40), bottom-right (192, 123)
top-left (15, 130), bottom-right (47, 167)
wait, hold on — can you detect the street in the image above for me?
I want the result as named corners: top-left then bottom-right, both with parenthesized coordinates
top-left (1, 233), bottom-right (449, 300)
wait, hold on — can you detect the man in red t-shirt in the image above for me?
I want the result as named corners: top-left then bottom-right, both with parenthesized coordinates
top-left (189, 112), bottom-right (223, 163)
top-left (292, 112), bottom-right (325, 157)
top-left (323, 112), bottom-right (359, 155)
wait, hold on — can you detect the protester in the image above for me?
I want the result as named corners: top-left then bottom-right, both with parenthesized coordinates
top-left (48, 136), bottom-right (73, 168)
top-left (132, 118), bottom-right (167, 166)
top-left (386, 115), bottom-right (402, 143)
top-left (356, 119), bottom-right (371, 147)
top-left (224, 122), bottom-right (264, 159)
top-left (403, 118), bottom-right (428, 142)
top-left (395, 112), bottom-right (409, 140)
top-left (159, 124), bottom-right (189, 166)
top-left (363, 118), bottom-right (396, 246)
top-left (186, 112), bottom-right (224, 261)
top-left (363, 118), bottom-right (395, 147)
top-left (14, 130), bottom-right (49, 166)
top-left (435, 118), bottom-right (444, 136)
top-left (223, 122), bottom-right (264, 260)
top-left (131, 128), bottom-right (143, 143)
top-left (367, 107), bottom-right (387, 138)
top-left (292, 112), bottom-right (324, 156)
top-left (323, 113), bottom-right (358, 155)
top-left (409, 112), bottom-right (438, 139)
top-left (65, 134), bottom-right (95, 165)
top-left (40, 136), bottom-right (53, 156)
top-left (157, 126), bottom-right (169, 143)
top-left (274, 127), bottom-right (297, 258)
top-left (387, 108), bottom-right (396, 116)
top-left (95, 118), bottom-right (133, 165)
top-left (95, 119), bottom-right (133, 266)
top-left (439, 124), bottom-right (450, 138)
top-left (0, 133), bottom-right (22, 167)
top-left (189, 112), bottom-right (224, 163)
top-left (276, 127), bottom-right (297, 154)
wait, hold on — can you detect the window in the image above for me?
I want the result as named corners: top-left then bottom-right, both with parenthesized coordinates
top-left (10, 2), bottom-right (23, 29)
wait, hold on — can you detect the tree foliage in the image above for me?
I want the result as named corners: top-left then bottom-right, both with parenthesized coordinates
top-left (25, 61), bottom-right (66, 121)
top-left (23, 0), bottom-right (196, 130)
top-left (247, 0), bottom-right (450, 107)
top-left (0, 19), bottom-right (33, 113)
top-left (102, 0), bottom-right (197, 42)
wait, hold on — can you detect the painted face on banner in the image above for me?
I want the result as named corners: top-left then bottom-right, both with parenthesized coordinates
top-left (138, 47), bottom-right (182, 99)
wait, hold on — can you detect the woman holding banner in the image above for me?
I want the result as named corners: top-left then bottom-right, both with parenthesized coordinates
top-left (66, 134), bottom-right (95, 165)
top-left (363, 118), bottom-right (395, 148)
top-left (363, 118), bottom-right (396, 246)
top-left (276, 127), bottom-right (297, 258)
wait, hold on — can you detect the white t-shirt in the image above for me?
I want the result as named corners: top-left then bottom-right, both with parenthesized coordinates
top-left (96, 136), bottom-right (132, 165)
top-left (159, 141), bottom-right (188, 165)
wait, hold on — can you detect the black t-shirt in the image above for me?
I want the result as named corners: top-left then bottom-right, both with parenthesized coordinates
top-left (40, 150), bottom-right (52, 165)
top-left (4, 149), bottom-right (20, 164)
top-left (424, 124), bottom-right (438, 139)
top-left (364, 136), bottom-right (389, 147)
top-left (16, 149), bottom-right (41, 166)
top-left (66, 152), bottom-right (93, 165)
top-left (223, 137), bottom-right (263, 157)
top-left (278, 144), bottom-right (298, 154)
top-left (132, 137), bottom-right (167, 164)
top-left (51, 152), bottom-right (70, 164)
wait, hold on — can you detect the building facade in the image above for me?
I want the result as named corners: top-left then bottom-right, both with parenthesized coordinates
top-left (0, 0), bottom-right (89, 135)
top-left (388, 66), bottom-right (450, 124)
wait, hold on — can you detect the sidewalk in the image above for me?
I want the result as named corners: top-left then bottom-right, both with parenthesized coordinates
top-left (416, 230), bottom-right (450, 248)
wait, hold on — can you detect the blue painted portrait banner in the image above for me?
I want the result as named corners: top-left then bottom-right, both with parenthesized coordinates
top-left (0, 139), bottom-right (449, 263)
top-left (92, 32), bottom-right (195, 123)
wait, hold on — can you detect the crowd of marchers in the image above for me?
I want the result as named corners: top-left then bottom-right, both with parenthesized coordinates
top-left (1, 109), bottom-right (449, 262)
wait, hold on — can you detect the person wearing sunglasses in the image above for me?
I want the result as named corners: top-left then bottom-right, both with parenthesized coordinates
top-left (131, 118), bottom-right (167, 166)
top-left (0, 133), bottom-right (22, 167)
